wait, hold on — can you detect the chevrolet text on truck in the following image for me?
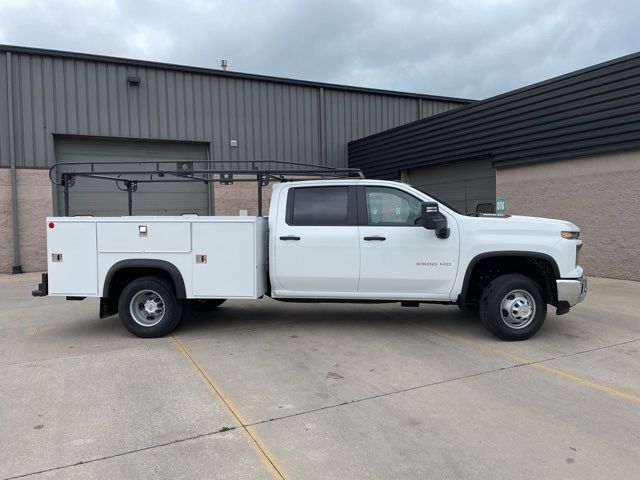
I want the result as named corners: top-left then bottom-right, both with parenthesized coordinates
top-left (32, 161), bottom-right (587, 341)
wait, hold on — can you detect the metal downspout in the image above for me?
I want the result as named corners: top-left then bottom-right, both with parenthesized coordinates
top-left (318, 87), bottom-right (326, 166)
top-left (6, 52), bottom-right (22, 274)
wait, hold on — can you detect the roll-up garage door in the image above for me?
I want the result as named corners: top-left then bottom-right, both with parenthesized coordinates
top-left (54, 137), bottom-right (209, 216)
top-left (405, 158), bottom-right (496, 214)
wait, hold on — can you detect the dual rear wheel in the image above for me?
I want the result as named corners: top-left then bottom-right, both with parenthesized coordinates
top-left (118, 276), bottom-right (225, 338)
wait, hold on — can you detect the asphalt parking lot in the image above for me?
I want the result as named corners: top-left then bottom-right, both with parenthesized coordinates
top-left (1, 274), bottom-right (639, 480)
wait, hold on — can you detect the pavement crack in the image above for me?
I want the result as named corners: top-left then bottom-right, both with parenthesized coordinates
top-left (247, 362), bottom-right (527, 428)
top-left (171, 335), bottom-right (288, 480)
top-left (527, 337), bottom-right (640, 366)
top-left (3, 428), bottom-right (235, 480)
top-left (246, 335), bottom-right (640, 427)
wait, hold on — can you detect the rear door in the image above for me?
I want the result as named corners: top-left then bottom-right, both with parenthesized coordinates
top-left (273, 185), bottom-right (359, 294)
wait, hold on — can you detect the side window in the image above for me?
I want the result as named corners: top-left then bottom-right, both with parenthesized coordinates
top-left (365, 187), bottom-right (422, 226)
top-left (291, 187), bottom-right (349, 226)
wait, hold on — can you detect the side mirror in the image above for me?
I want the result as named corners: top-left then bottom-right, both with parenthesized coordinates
top-left (421, 202), bottom-right (450, 239)
top-left (476, 203), bottom-right (495, 214)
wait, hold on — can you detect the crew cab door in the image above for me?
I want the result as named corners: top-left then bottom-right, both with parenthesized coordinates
top-left (357, 186), bottom-right (459, 298)
top-left (273, 185), bottom-right (359, 294)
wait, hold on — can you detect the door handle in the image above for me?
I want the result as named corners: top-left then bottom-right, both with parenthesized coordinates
top-left (363, 236), bottom-right (386, 241)
top-left (280, 235), bottom-right (301, 241)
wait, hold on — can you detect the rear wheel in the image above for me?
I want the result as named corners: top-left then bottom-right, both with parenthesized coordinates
top-left (189, 299), bottom-right (226, 312)
top-left (479, 274), bottom-right (547, 341)
top-left (118, 276), bottom-right (183, 338)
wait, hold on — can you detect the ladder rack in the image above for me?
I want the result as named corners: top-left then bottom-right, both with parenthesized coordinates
top-left (49, 160), bottom-right (365, 216)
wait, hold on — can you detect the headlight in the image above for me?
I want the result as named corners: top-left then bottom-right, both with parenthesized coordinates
top-left (561, 231), bottom-right (580, 240)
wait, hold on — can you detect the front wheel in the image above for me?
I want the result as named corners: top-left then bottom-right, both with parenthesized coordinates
top-left (118, 276), bottom-right (183, 338)
top-left (479, 274), bottom-right (547, 341)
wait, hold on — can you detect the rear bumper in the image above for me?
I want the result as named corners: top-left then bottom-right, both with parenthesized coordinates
top-left (556, 276), bottom-right (587, 307)
top-left (31, 273), bottom-right (49, 297)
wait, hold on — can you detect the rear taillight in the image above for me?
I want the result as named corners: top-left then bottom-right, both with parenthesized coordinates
top-left (48, 222), bottom-right (55, 229)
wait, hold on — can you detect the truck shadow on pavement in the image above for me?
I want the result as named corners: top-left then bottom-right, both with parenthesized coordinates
top-left (173, 299), bottom-right (560, 339)
top-left (173, 298), bottom-right (576, 344)
top-left (34, 297), bottom-right (570, 343)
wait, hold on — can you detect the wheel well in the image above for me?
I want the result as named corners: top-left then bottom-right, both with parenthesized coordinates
top-left (107, 267), bottom-right (176, 300)
top-left (462, 255), bottom-right (558, 307)
top-left (100, 262), bottom-right (185, 318)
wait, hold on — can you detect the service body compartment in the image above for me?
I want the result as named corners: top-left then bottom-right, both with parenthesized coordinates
top-left (45, 215), bottom-right (267, 300)
top-left (98, 221), bottom-right (191, 253)
top-left (46, 218), bottom-right (98, 295)
top-left (192, 218), bottom-right (267, 298)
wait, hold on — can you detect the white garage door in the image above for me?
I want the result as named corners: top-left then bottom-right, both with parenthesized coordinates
top-left (54, 137), bottom-right (210, 216)
top-left (405, 158), bottom-right (496, 214)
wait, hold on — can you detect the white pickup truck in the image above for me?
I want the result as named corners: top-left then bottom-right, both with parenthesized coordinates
top-left (33, 176), bottom-right (587, 341)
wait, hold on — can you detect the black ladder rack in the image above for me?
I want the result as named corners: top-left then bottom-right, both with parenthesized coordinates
top-left (49, 160), bottom-right (365, 217)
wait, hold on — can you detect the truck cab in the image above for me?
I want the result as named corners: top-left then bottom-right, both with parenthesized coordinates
top-left (270, 180), bottom-right (460, 301)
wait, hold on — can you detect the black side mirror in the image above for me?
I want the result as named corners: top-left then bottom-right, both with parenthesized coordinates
top-left (476, 203), bottom-right (495, 214)
top-left (420, 202), bottom-right (450, 239)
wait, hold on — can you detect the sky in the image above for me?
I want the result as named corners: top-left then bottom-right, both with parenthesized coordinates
top-left (1, 0), bottom-right (639, 100)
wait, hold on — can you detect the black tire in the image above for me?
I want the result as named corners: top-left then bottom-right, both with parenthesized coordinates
top-left (189, 299), bottom-right (226, 312)
top-left (479, 273), bottom-right (547, 341)
top-left (118, 276), bottom-right (183, 338)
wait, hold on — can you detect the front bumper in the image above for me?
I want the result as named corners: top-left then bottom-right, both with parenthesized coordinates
top-left (556, 276), bottom-right (587, 307)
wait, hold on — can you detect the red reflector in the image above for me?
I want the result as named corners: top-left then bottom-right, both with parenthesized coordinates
top-left (48, 222), bottom-right (55, 229)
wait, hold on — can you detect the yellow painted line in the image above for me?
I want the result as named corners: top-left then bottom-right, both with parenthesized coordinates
top-left (404, 321), bottom-right (640, 406)
top-left (407, 322), bottom-right (532, 364)
top-left (27, 326), bottom-right (56, 336)
top-left (532, 362), bottom-right (640, 404)
top-left (577, 303), bottom-right (640, 319)
top-left (171, 335), bottom-right (289, 480)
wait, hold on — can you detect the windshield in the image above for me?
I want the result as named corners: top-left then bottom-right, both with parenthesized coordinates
top-left (411, 185), bottom-right (463, 215)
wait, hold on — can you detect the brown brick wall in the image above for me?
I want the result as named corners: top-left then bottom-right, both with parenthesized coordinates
top-left (0, 170), bottom-right (13, 272)
top-left (212, 175), bottom-right (314, 216)
top-left (0, 169), bottom-right (52, 273)
top-left (213, 177), bottom-right (274, 216)
top-left (496, 151), bottom-right (640, 281)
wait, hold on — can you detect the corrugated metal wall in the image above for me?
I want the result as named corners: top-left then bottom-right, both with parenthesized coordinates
top-left (349, 51), bottom-right (640, 179)
top-left (0, 49), bottom-right (467, 170)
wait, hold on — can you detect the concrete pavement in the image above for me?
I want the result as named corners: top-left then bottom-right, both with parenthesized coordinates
top-left (0, 273), bottom-right (638, 479)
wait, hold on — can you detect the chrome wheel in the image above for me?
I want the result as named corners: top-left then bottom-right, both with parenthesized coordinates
top-left (500, 289), bottom-right (536, 329)
top-left (130, 289), bottom-right (165, 327)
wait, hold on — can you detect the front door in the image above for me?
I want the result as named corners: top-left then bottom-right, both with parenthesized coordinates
top-left (273, 185), bottom-right (360, 294)
top-left (357, 186), bottom-right (459, 298)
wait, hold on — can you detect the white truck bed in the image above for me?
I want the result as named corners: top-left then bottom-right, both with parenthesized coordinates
top-left (46, 216), bottom-right (268, 299)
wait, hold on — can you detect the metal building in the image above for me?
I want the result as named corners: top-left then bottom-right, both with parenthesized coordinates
top-left (0, 44), bottom-right (470, 273)
top-left (349, 51), bottom-right (640, 281)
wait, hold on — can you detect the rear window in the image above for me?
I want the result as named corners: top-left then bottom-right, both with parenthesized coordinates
top-left (291, 187), bottom-right (349, 226)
